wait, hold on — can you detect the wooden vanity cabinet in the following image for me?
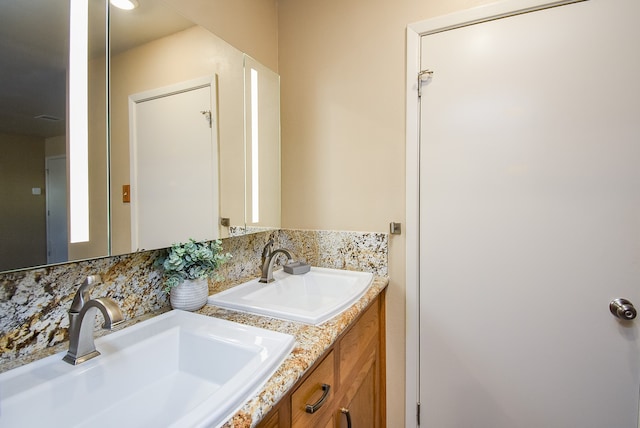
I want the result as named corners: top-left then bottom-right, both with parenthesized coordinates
top-left (257, 293), bottom-right (386, 428)
top-left (291, 350), bottom-right (336, 427)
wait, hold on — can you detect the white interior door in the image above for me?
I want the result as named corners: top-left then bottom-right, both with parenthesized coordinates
top-left (418, 0), bottom-right (640, 426)
top-left (45, 155), bottom-right (67, 263)
top-left (130, 78), bottom-right (219, 251)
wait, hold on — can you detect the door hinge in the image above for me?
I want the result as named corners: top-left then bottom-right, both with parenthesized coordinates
top-left (418, 70), bottom-right (434, 98)
top-left (417, 401), bottom-right (421, 426)
top-left (200, 110), bottom-right (212, 128)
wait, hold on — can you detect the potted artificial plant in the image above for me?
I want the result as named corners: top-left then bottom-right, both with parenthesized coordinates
top-left (157, 238), bottom-right (231, 311)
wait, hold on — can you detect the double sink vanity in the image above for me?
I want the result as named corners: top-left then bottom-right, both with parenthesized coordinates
top-left (0, 261), bottom-right (387, 428)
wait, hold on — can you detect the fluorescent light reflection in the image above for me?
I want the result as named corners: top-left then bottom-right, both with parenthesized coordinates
top-left (69, 0), bottom-right (89, 242)
top-left (251, 68), bottom-right (259, 223)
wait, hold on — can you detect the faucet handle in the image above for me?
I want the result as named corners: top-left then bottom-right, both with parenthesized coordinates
top-left (261, 239), bottom-right (274, 263)
top-left (70, 275), bottom-right (102, 313)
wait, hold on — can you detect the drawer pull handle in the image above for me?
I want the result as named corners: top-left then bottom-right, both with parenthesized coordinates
top-left (340, 407), bottom-right (352, 428)
top-left (305, 383), bottom-right (331, 414)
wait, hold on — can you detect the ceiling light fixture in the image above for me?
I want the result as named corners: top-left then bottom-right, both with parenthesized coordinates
top-left (110, 0), bottom-right (139, 10)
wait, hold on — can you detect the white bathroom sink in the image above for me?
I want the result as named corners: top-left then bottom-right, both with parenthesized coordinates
top-left (0, 310), bottom-right (294, 428)
top-left (207, 267), bottom-right (374, 325)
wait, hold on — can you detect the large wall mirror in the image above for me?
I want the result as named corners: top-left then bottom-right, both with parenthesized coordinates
top-left (0, 0), bottom-right (281, 272)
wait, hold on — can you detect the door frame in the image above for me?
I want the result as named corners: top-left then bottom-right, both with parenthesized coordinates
top-left (404, 0), bottom-right (584, 425)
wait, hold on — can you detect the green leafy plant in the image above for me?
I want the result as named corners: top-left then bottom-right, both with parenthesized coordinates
top-left (156, 239), bottom-right (232, 293)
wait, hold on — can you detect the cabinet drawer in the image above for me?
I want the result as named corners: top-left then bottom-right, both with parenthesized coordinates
top-left (339, 302), bottom-right (379, 385)
top-left (291, 350), bottom-right (335, 428)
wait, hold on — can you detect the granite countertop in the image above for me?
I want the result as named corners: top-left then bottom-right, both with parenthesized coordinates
top-left (0, 274), bottom-right (388, 427)
top-left (199, 275), bottom-right (389, 428)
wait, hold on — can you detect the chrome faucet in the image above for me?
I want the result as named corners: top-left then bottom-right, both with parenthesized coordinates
top-left (63, 275), bottom-right (124, 365)
top-left (259, 240), bottom-right (293, 283)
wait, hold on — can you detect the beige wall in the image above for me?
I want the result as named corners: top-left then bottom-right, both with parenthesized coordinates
top-left (0, 133), bottom-right (67, 271)
top-left (277, 0), bottom-right (494, 425)
top-left (0, 133), bottom-right (46, 270)
top-left (164, 0), bottom-right (279, 72)
top-left (45, 135), bottom-right (66, 157)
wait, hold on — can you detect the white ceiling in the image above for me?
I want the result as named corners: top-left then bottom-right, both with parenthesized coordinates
top-left (0, 0), bottom-right (194, 138)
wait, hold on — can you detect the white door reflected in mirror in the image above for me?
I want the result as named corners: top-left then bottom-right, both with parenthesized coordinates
top-left (129, 76), bottom-right (219, 251)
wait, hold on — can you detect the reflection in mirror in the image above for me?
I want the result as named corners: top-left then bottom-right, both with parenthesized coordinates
top-left (109, 0), bottom-right (281, 255)
top-left (127, 76), bottom-right (220, 250)
top-left (108, 1), bottom-right (241, 254)
top-left (0, 0), bottom-right (281, 273)
top-left (0, 0), bottom-right (109, 272)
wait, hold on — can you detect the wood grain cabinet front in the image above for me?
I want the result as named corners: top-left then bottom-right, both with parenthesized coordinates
top-left (335, 301), bottom-right (382, 428)
top-left (257, 292), bottom-right (386, 428)
top-left (291, 351), bottom-right (335, 428)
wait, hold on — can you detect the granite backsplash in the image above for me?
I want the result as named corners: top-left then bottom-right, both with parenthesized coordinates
top-left (0, 229), bottom-right (387, 372)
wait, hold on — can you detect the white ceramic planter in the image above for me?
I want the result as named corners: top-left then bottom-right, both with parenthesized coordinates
top-left (169, 278), bottom-right (209, 311)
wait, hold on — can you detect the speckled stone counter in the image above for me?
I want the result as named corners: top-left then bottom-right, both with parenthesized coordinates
top-left (201, 275), bottom-right (389, 428)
